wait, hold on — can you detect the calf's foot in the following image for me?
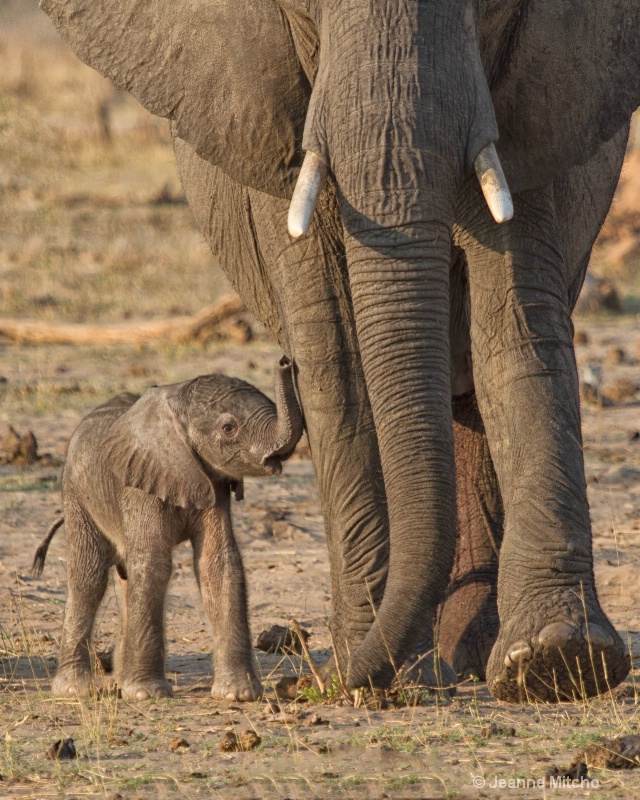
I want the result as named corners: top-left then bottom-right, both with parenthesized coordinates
top-left (487, 602), bottom-right (629, 703)
top-left (52, 669), bottom-right (94, 698)
top-left (211, 671), bottom-right (263, 702)
top-left (119, 679), bottom-right (173, 701)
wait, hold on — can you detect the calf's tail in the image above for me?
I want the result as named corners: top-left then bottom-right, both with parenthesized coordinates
top-left (32, 516), bottom-right (64, 576)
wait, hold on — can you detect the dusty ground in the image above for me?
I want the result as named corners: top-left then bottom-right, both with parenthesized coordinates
top-left (2, 3), bottom-right (640, 798)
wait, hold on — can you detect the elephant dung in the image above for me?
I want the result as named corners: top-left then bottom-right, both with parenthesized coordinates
top-left (256, 624), bottom-right (309, 654)
top-left (1, 424), bottom-right (38, 465)
top-left (581, 734), bottom-right (640, 769)
top-left (45, 738), bottom-right (77, 760)
top-left (219, 730), bottom-right (261, 752)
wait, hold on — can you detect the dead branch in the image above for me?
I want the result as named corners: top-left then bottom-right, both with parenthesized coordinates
top-left (0, 295), bottom-right (246, 346)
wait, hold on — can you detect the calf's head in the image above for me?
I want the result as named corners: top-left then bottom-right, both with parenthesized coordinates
top-left (105, 357), bottom-right (303, 509)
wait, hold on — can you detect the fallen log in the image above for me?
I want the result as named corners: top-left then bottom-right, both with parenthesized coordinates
top-left (0, 295), bottom-right (246, 345)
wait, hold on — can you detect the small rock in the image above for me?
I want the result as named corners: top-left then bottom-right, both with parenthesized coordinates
top-left (603, 378), bottom-right (638, 404)
top-left (125, 364), bottom-right (148, 377)
top-left (607, 346), bottom-right (627, 364)
top-left (257, 509), bottom-right (290, 538)
top-left (50, 382), bottom-right (81, 395)
top-left (33, 294), bottom-right (58, 308)
top-left (264, 699), bottom-right (280, 714)
top-left (1, 424), bottom-right (38, 465)
top-left (189, 772), bottom-right (208, 779)
top-left (317, 743), bottom-right (331, 754)
top-left (308, 714), bottom-right (329, 726)
top-left (0, 423), bottom-right (61, 467)
top-left (480, 723), bottom-right (516, 739)
top-left (275, 675), bottom-right (312, 700)
top-left (575, 272), bottom-right (623, 314)
top-left (46, 738), bottom-right (77, 760)
top-left (240, 731), bottom-right (261, 751)
top-left (256, 624), bottom-right (310, 654)
top-left (169, 737), bottom-right (190, 751)
top-left (629, 431), bottom-right (640, 442)
top-left (219, 730), bottom-right (261, 752)
top-left (580, 364), bottom-right (607, 406)
top-left (218, 315), bottom-right (254, 345)
top-left (545, 761), bottom-right (587, 786)
top-left (574, 330), bottom-right (589, 345)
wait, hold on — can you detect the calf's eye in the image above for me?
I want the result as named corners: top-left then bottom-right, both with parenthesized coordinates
top-left (221, 422), bottom-right (237, 436)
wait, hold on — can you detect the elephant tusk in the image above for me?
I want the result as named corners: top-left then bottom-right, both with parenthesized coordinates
top-left (287, 151), bottom-right (328, 238)
top-left (474, 142), bottom-right (514, 224)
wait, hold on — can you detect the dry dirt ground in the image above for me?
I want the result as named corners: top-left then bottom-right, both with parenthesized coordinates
top-left (2, 3), bottom-right (640, 799)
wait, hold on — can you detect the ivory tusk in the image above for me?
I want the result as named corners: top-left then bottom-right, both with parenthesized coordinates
top-left (287, 151), bottom-right (328, 239)
top-left (474, 142), bottom-right (514, 224)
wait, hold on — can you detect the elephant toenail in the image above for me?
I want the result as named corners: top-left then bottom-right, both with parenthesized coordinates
top-left (504, 641), bottom-right (533, 666)
top-left (538, 622), bottom-right (577, 648)
top-left (582, 623), bottom-right (613, 649)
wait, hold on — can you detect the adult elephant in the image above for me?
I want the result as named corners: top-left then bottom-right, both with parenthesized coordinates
top-left (42, 0), bottom-right (640, 702)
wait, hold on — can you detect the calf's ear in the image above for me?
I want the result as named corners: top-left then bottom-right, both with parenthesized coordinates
top-left (104, 385), bottom-right (218, 510)
top-left (40, 0), bottom-right (311, 198)
top-left (491, 0), bottom-right (640, 193)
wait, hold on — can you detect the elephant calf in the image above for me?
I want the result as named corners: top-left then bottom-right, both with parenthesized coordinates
top-left (33, 357), bottom-right (303, 702)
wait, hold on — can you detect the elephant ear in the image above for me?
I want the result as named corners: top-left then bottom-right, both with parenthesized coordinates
top-left (104, 384), bottom-right (218, 510)
top-left (40, 0), bottom-right (310, 199)
top-left (491, 0), bottom-right (640, 193)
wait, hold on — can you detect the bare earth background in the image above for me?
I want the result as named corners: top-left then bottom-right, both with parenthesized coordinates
top-left (1, 2), bottom-right (640, 798)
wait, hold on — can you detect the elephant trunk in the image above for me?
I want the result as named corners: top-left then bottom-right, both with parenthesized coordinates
top-left (342, 212), bottom-right (458, 688)
top-left (264, 355), bottom-right (304, 460)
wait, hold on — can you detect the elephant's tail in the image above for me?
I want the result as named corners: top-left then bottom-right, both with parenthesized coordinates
top-left (32, 516), bottom-right (64, 577)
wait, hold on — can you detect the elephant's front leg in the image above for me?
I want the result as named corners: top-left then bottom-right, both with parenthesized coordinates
top-left (458, 183), bottom-right (629, 702)
top-left (117, 494), bottom-right (173, 701)
top-left (191, 490), bottom-right (262, 702)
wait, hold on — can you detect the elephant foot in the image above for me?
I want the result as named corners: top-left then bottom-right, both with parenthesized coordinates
top-left (119, 678), bottom-right (173, 701)
top-left (211, 671), bottom-right (263, 702)
top-left (487, 612), bottom-right (630, 703)
top-left (438, 581), bottom-right (499, 681)
top-left (52, 669), bottom-right (95, 698)
top-left (399, 648), bottom-right (458, 697)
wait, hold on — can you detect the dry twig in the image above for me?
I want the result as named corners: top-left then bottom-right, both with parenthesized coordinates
top-left (0, 295), bottom-right (245, 345)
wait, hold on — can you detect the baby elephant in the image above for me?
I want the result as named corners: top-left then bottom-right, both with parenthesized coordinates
top-left (33, 357), bottom-right (303, 702)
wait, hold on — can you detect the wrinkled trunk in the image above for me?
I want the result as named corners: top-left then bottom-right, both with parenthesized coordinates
top-left (265, 355), bottom-right (304, 459)
top-left (343, 212), bottom-right (458, 687)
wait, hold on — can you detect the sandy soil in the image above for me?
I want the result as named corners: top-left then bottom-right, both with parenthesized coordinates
top-left (0, 319), bottom-right (639, 799)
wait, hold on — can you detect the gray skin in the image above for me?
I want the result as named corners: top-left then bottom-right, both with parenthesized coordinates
top-left (35, 358), bottom-right (303, 702)
top-left (41, 0), bottom-right (640, 702)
